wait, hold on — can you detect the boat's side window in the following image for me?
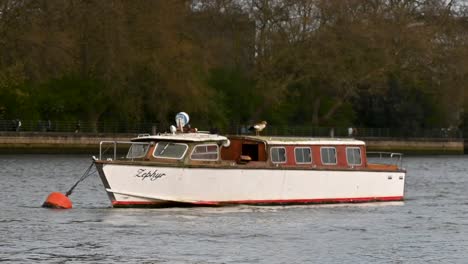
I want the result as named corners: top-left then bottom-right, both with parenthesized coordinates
top-left (295, 147), bottom-right (312, 164)
top-left (346, 147), bottom-right (362, 166)
top-left (153, 141), bottom-right (188, 159)
top-left (126, 143), bottom-right (150, 159)
top-left (191, 144), bottom-right (219, 160)
top-left (270, 147), bottom-right (287, 163)
top-left (320, 147), bottom-right (337, 165)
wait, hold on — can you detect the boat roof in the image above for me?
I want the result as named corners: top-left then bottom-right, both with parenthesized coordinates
top-left (132, 132), bottom-right (228, 142)
top-left (231, 135), bottom-right (366, 146)
top-left (132, 133), bottom-right (365, 146)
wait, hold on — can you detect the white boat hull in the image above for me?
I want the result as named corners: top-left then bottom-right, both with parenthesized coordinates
top-left (96, 163), bottom-right (405, 207)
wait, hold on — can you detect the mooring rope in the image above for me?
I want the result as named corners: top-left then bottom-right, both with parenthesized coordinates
top-left (65, 162), bottom-right (96, 197)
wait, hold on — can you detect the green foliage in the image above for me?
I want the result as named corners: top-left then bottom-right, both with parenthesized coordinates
top-left (33, 75), bottom-right (108, 121)
top-left (0, 0), bottom-right (466, 132)
top-left (353, 73), bottom-right (441, 131)
top-left (0, 63), bottom-right (27, 118)
top-left (207, 68), bottom-right (258, 125)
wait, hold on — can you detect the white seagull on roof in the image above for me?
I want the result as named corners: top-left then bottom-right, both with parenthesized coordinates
top-left (249, 121), bottom-right (267, 136)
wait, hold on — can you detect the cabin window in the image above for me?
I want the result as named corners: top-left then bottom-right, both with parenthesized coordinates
top-left (295, 147), bottom-right (312, 164)
top-left (320, 147), bottom-right (337, 165)
top-left (191, 144), bottom-right (219, 160)
top-left (270, 147), bottom-right (286, 163)
top-left (153, 141), bottom-right (188, 159)
top-left (126, 143), bottom-right (150, 159)
top-left (346, 147), bottom-right (362, 165)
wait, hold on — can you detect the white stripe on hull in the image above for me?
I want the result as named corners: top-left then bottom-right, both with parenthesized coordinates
top-left (98, 164), bottom-right (405, 205)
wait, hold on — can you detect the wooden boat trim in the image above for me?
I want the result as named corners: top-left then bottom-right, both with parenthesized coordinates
top-left (95, 159), bottom-right (405, 172)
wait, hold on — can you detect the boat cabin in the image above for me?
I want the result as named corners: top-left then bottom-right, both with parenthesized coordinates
top-left (222, 135), bottom-right (367, 169)
top-left (109, 133), bottom-right (370, 170)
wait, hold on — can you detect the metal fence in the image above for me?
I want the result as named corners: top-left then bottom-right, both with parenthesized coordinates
top-left (228, 125), bottom-right (462, 138)
top-left (0, 119), bottom-right (157, 134)
top-left (0, 119), bottom-right (463, 139)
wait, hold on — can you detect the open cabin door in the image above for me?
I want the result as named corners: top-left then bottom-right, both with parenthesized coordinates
top-left (221, 137), bottom-right (267, 162)
top-left (242, 143), bottom-right (259, 161)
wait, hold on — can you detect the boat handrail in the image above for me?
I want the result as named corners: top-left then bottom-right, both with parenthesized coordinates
top-left (99, 141), bottom-right (150, 161)
top-left (367, 151), bottom-right (403, 168)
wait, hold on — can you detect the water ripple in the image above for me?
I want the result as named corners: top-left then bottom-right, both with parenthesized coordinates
top-left (1, 155), bottom-right (468, 263)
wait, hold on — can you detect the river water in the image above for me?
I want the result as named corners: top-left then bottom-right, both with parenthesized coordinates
top-left (0, 155), bottom-right (467, 263)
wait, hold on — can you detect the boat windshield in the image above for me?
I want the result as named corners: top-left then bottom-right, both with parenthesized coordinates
top-left (126, 143), bottom-right (150, 159)
top-left (153, 141), bottom-right (188, 159)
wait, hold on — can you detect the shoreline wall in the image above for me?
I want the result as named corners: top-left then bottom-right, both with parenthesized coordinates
top-left (0, 132), bottom-right (464, 154)
top-left (361, 137), bottom-right (464, 155)
top-left (0, 132), bottom-right (136, 154)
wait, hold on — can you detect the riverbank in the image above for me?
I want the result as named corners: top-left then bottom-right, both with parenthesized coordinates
top-left (360, 137), bottom-right (464, 155)
top-left (0, 132), bottom-right (137, 154)
top-left (0, 132), bottom-right (464, 154)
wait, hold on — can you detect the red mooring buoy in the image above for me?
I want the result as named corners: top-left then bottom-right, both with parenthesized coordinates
top-left (42, 192), bottom-right (73, 209)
